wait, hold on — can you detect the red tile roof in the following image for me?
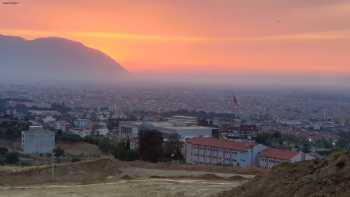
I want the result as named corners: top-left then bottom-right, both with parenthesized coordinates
top-left (189, 137), bottom-right (256, 152)
top-left (261, 148), bottom-right (300, 161)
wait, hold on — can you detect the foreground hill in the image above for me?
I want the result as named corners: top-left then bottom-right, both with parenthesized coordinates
top-left (218, 152), bottom-right (350, 197)
top-left (0, 35), bottom-right (127, 82)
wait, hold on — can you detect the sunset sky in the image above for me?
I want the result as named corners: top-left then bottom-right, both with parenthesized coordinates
top-left (1, 0), bottom-right (350, 75)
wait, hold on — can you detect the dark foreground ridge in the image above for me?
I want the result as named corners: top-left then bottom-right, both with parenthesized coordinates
top-left (217, 152), bottom-right (350, 197)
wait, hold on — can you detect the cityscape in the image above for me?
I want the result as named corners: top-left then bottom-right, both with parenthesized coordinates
top-left (1, 1), bottom-right (350, 197)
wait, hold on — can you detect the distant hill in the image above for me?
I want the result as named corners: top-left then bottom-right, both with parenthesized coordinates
top-left (218, 152), bottom-right (350, 197)
top-left (0, 35), bottom-right (127, 82)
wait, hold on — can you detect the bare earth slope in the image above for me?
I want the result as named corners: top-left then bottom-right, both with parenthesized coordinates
top-left (218, 152), bottom-right (350, 197)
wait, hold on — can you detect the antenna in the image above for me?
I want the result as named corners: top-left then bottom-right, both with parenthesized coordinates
top-left (232, 93), bottom-right (240, 118)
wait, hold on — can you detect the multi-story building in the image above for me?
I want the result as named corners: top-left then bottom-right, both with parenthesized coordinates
top-left (21, 126), bottom-right (55, 154)
top-left (73, 118), bottom-right (90, 130)
top-left (258, 148), bottom-right (303, 168)
top-left (167, 115), bottom-right (198, 126)
top-left (118, 121), bottom-right (214, 140)
top-left (184, 137), bottom-right (266, 167)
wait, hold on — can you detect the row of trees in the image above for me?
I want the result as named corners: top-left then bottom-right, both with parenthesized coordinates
top-left (55, 128), bottom-right (184, 163)
top-left (0, 119), bottom-right (29, 140)
top-left (83, 129), bottom-right (184, 163)
top-left (255, 132), bottom-right (312, 153)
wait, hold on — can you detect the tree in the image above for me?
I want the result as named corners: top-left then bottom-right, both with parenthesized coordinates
top-left (302, 141), bottom-right (311, 153)
top-left (163, 135), bottom-right (184, 161)
top-left (256, 133), bottom-right (273, 146)
top-left (5, 152), bottom-right (19, 164)
top-left (57, 132), bottom-right (83, 143)
top-left (114, 140), bottom-right (139, 161)
top-left (0, 147), bottom-right (8, 155)
top-left (138, 129), bottom-right (163, 162)
top-left (53, 147), bottom-right (65, 162)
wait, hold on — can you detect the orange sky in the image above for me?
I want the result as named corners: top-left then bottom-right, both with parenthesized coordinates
top-left (1, 0), bottom-right (350, 74)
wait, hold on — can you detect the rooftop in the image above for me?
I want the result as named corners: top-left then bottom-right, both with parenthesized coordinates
top-left (261, 148), bottom-right (300, 161)
top-left (189, 137), bottom-right (256, 152)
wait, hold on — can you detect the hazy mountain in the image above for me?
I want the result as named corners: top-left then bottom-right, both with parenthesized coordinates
top-left (0, 35), bottom-right (127, 83)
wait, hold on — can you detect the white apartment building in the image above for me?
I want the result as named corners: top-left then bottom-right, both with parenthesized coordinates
top-left (184, 137), bottom-right (266, 168)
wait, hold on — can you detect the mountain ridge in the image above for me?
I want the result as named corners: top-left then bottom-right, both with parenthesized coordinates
top-left (0, 35), bottom-right (127, 82)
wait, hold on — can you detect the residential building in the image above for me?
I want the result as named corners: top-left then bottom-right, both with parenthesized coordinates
top-left (73, 118), bottom-right (90, 130)
top-left (21, 126), bottom-right (55, 154)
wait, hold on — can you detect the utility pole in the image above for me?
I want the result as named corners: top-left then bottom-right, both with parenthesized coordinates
top-left (51, 154), bottom-right (55, 181)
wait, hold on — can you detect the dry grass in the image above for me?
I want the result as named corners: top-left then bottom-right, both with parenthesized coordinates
top-left (58, 142), bottom-right (101, 156)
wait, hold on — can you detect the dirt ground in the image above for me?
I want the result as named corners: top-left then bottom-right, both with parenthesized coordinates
top-left (0, 159), bottom-right (253, 197)
top-left (0, 178), bottom-right (243, 197)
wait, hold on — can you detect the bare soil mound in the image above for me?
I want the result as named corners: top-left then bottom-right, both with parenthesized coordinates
top-left (218, 152), bottom-right (350, 197)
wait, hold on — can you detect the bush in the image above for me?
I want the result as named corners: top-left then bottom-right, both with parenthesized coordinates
top-left (71, 157), bottom-right (81, 163)
top-left (114, 149), bottom-right (139, 161)
top-left (84, 136), bottom-right (117, 154)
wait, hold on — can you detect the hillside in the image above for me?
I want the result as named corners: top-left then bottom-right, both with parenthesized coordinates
top-left (0, 35), bottom-right (127, 82)
top-left (218, 152), bottom-right (350, 197)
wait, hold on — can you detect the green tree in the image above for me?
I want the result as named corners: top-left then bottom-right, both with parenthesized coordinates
top-left (138, 129), bottom-right (163, 162)
top-left (163, 135), bottom-right (184, 161)
top-left (5, 152), bottom-right (19, 164)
